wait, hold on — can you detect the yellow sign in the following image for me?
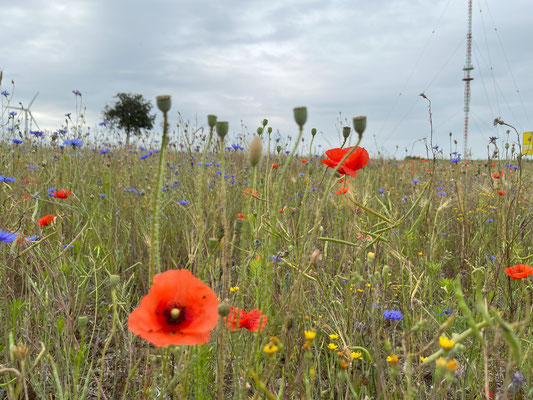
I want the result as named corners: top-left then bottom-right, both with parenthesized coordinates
top-left (524, 132), bottom-right (533, 155)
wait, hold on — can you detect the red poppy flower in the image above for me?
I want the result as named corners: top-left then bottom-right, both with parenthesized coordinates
top-left (53, 190), bottom-right (72, 199)
top-left (336, 187), bottom-right (349, 195)
top-left (498, 190), bottom-right (504, 196)
top-left (244, 188), bottom-right (259, 199)
top-left (321, 147), bottom-right (369, 177)
top-left (504, 264), bottom-right (533, 280)
top-left (38, 215), bottom-right (56, 227)
top-left (224, 306), bottom-right (267, 332)
top-left (272, 163), bottom-right (278, 169)
top-left (492, 171), bottom-right (503, 179)
top-left (128, 269), bottom-right (219, 346)
top-left (237, 213), bottom-right (245, 219)
top-left (301, 158), bottom-right (307, 163)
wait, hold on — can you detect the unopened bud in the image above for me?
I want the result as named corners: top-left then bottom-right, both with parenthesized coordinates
top-left (293, 107), bottom-right (307, 129)
top-left (156, 95), bottom-right (171, 113)
top-left (262, 119), bottom-right (268, 127)
top-left (276, 145), bottom-right (282, 154)
top-left (342, 126), bottom-right (351, 139)
top-left (267, 127), bottom-right (272, 134)
top-left (218, 301), bottom-right (231, 317)
top-left (216, 121), bottom-right (229, 139)
top-left (109, 274), bottom-right (120, 288)
top-left (311, 128), bottom-right (317, 137)
top-left (257, 127), bottom-right (263, 135)
top-left (78, 316), bottom-right (89, 329)
top-left (353, 116), bottom-right (366, 137)
top-left (207, 114), bottom-right (217, 129)
top-left (249, 136), bottom-right (263, 167)
top-left (310, 249), bottom-right (323, 266)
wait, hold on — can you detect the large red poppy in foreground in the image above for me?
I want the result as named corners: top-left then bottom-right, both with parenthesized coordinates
top-left (128, 269), bottom-right (219, 346)
top-left (321, 147), bottom-right (369, 176)
top-left (224, 306), bottom-right (267, 332)
top-left (504, 264), bottom-right (533, 280)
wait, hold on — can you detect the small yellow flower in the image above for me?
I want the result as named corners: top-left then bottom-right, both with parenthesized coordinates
top-left (367, 251), bottom-right (375, 260)
top-left (337, 351), bottom-right (344, 357)
top-left (418, 252), bottom-right (423, 256)
top-left (269, 336), bottom-right (280, 345)
top-left (439, 336), bottom-right (455, 350)
top-left (339, 359), bottom-right (349, 370)
top-left (303, 341), bottom-right (311, 350)
top-left (304, 331), bottom-right (316, 341)
top-left (329, 334), bottom-right (339, 340)
top-left (229, 286), bottom-right (239, 292)
top-left (357, 289), bottom-right (364, 293)
top-left (328, 343), bottom-right (338, 351)
top-left (263, 343), bottom-right (279, 355)
top-left (436, 357), bottom-right (447, 368)
top-left (386, 355), bottom-right (399, 366)
top-left (350, 352), bottom-right (362, 360)
top-left (446, 359), bottom-right (458, 372)
top-left (419, 356), bottom-right (427, 362)
top-left (366, 283), bottom-right (371, 288)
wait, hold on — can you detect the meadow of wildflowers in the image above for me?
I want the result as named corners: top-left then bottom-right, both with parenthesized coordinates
top-left (1, 92), bottom-right (533, 399)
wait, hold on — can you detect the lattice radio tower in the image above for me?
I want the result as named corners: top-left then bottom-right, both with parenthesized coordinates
top-left (463, 0), bottom-right (474, 158)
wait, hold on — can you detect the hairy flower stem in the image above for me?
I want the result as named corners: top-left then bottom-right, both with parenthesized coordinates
top-left (219, 139), bottom-right (229, 292)
top-left (97, 286), bottom-right (118, 400)
top-left (149, 111), bottom-right (169, 282)
top-left (196, 126), bottom-right (214, 267)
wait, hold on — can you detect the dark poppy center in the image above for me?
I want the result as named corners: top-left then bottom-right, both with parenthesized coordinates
top-left (163, 303), bottom-right (186, 326)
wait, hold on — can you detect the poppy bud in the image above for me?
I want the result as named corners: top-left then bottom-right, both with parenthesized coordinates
top-left (262, 119), bottom-right (268, 127)
top-left (216, 121), bottom-right (229, 139)
top-left (276, 145), bottom-right (282, 154)
top-left (249, 136), bottom-right (263, 167)
top-left (342, 126), bottom-right (351, 139)
top-left (156, 95), bottom-right (171, 113)
top-left (207, 114), bottom-right (217, 129)
top-left (109, 274), bottom-right (120, 288)
top-left (218, 301), bottom-right (231, 317)
top-left (208, 238), bottom-right (219, 251)
top-left (505, 143), bottom-right (509, 150)
top-left (310, 249), bottom-right (323, 266)
top-left (311, 128), bottom-right (317, 137)
top-left (353, 116), bottom-right (366, 138)
top-left (267, 127), bottom-right (272, 134)
top-left (78, 316), bottom-right (89, 329)
top-left (257, 127), bottom-right (263, 135)
top-left (293, 107), bottom-right (307, 129)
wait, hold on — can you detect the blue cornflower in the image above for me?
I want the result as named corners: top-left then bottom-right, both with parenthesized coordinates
top-left (270, 255), bottom-right (282, 262)
top-left (0, 229), bottom-right (18, 244)
top-left (65, 113), bottom-right (71, 117)
top-left (72, 89), bottom-right (81, 95)
top-left (379, 187), bottom-right (385, 195)
top-left (0, 176), bottom-right (16, 183)
top-left (9, 111), bottom-right (17, 117)
top-left (62, 243), bottom-right (74, 249)
top-left (489, 136), bottom-right (498, 144)
top-left (139, 146), bottom-right (146, 151)
top-left (99, 148), bottom-right (110, 155)
top-left (437, 308), bottom-right (451, 316)
top-left (99, 120), bottom-right (110, 126)
top-left (30, 130), bottom-right (44, 137)
top-left (178, 200), bottom-right (190, 206)
top-left (27, 165), bottom-right (39, 170)
top-left (383, 310), bottom-right (403, 321)
top-left (12, 139), bottom-right (23, 144)
top-left (411, 179), bottom-right (420, 184)
top-left (139, 153), bottom-right (150, 160)
top-left (64, 138), bottom-right (83, 147)
top-left (486, 218), bottom-right (494, 223)
top-left (451, 157), bottom-right (461, 163)
top-left (1, 90), bottom-right (9, 96)
top-left (99, 193), bottom-right (106, 198)
top-left (437, 192), bottom-right (447, 196)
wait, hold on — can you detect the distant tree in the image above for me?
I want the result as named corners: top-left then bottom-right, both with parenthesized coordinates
top-left (103, 93), bottom-right (156, 145)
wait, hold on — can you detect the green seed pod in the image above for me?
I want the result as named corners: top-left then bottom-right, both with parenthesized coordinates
top-left (257, 127), bottom-right (263, 135)
top-left (156, 95), bottom-right (171, 113)
top-left (216, 121), bottom-right (229, 139)
top-left (267, 127), bottom-right (272, 134)
top-left (311, 128), bottom-right (317, 137)
top-left (262, 119), bottom-right (268, 127)
top-left (207, 114), bottom-right (217, 129)
top-left (353, 116), bottom-right (367, 137)
top-left (293, 107), bottom-right (307, 129)
top-left (342, 126), bottom-right (351, 139)
top-left (276, 145), bottom-right (282, 154)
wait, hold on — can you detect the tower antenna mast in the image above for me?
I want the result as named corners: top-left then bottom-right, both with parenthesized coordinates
top-left (463, 0), bottom-right (474, 158)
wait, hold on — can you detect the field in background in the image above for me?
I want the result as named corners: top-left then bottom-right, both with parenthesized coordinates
top-left (1, 121), bottom-right (532, 399)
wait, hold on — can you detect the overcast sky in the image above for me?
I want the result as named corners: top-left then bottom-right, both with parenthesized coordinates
top-left (1, 0), bottom-right (532, 158)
